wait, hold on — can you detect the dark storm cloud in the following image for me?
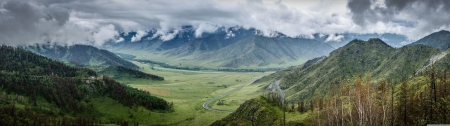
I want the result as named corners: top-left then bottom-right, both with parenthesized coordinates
top-left (3, 0), bottom-right (354, 46)
top-left (1, 0), bottom-right (446, 46)
top-left (347, 0), bottom-right (450, 39)
top-left (0, 0), bottom-right (75, 45)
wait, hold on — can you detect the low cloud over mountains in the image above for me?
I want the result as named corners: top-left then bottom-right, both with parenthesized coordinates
top-left (0, 0), bottom-right (448, 46)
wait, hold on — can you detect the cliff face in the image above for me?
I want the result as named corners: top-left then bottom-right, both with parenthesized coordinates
top-left (211, 96), bottom-right (283, 126)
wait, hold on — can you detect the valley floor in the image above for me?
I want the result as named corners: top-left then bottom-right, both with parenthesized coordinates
top-left (114, 61), bottom-right (272, 125)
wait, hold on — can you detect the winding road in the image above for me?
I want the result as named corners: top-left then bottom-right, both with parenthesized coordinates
top-left (202, 76), bottom-right (264, 112)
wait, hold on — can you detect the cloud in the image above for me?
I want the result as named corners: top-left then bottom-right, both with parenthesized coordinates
top-left (325, 34), bottom-right (345, 42)
top-left (115, 37), bottom-right (124, 43)
top-left (92, 24), bottom-right (118, 46)
top-left (0, 0), bottom-right (448, 46)
top-left (347, 0), bottom-right (450, 40)
top-left (131, 30), bottom-right (147, 42)
top-left (0, 0), bottom-right (71, 45)
top-left (194, 23), bottom-right (219, 37)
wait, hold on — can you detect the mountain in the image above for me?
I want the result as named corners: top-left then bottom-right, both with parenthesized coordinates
top-left (197, 36), bottom-right (334, 68)
top-left (107, 26), bottom-right (200, 51)
top-left (105, 27), bottom-right (334, 69)
top-left (218, 38), bottom-right (450, 126)
top-left (25, 44), bottom-right (139, 69)
top-left (409, 30), bottom-right (450, 50)
top-left (313, 33), bottom-right (409, 48)
top-left (106, 26), bottom-right (416, 69)
top-left (0, 45), bottom-right (171, 125)
top-left (165, 28), bottom-right (255, 56)
top-left (267, 38), bottom-right (441, 101)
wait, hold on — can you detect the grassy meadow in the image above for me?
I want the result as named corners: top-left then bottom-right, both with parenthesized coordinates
top-left (110, 61), bottom-right (272, 125)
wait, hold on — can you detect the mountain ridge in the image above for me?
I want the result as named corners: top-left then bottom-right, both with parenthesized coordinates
top-left (267, 38), bottom-right (441, 101)
top-left (409, 30), bottom-right (450, 50)
top-left (25, 44), bottom-right (139, 69)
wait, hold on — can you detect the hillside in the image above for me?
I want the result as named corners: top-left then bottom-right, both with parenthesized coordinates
top-left (98, 66), bottom-right (164, 80)
top-left (165, 28), bottom-right (255, 57)
top-left (0, 45), bottom-right (171, 125)
top-left (313, 33), bottom-right (409, 48)
top-left (274, 38), bottom-right (441, 101)
top-left (159, 34), bottom-right (334, 69)
top-left (218, 68), bottom-right (450, 125)
top-left (409, 30), bottom-right (450, 50)
top-left (211, 96), bottom-right (284, 126)
top-left (106, 27), bottom-right (334, 69)
top-left (25, 44), bottom-right (139, 69)
top-left (219, 44), bottom-right (450, 125)
top-left (198, 36), bottom-right (334, 68)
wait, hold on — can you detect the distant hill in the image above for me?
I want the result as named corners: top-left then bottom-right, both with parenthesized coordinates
top-left (25, 44), bottom-right (139, 69)
top-left (105, 27), bottom-right (334, 69)
top-left (106, 26), bottom-right (415, 69)
top-left (409, 30), bottom-right (450, 50)
top-left (211, 96), bottom-right (284, 126)
top-left (267, 38), bottom-right (441, 101)
top-left (0, 45), bottom-right (171, 125)
top-left (165, 28), bottom-right (255, 56)
top-left (313, 33), bottom-right (409, 48)
top-left (98, 66), bottom-right (164, 80)
top-left (197, 36), bottom-right (334, 68)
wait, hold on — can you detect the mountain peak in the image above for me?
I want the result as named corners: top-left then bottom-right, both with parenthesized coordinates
top-left (410, 30), bottom-right (450, 50)
top-left (346, 38), bottom-right (391, 48)
top-left (438, 30), bottom-right (450, 33)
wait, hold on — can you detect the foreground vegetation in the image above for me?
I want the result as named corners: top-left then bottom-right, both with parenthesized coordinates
top-left (0, 45), bottom-right (171, 125)
top-left (297, 67), bottom-right (450, 125)
top-left (216, 67), bottom-right (450, 125)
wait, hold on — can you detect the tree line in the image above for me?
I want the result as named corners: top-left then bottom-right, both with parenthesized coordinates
top-left (0, 45), bottom-right (172, 125)
top-left (274, 66), bottom-right (450, 125)
top-left (114, 66), bottom-right (164, 80)
top-left (134, 59), bottom-right (282, 72)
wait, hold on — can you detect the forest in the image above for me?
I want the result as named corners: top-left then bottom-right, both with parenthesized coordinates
top-left (0, 45), bottom-right (172, 125)
top-left (102, 66), bottom-right (165, 80)
top-left (265, 66), bottom-right (450, 125)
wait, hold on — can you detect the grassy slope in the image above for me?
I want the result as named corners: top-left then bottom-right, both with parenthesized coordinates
top-left (279, 38), bottom-right (441, 101)
top-left (409, 30), bottom-right (450, 51)
top-left (97, 66), bottom-right (164, 81)
top-left (211, 96), bottom-right (284, 126)
top-left (211, 96), bottom-right (312, 126)
top-left (106, 35), bottom-right (334, 69)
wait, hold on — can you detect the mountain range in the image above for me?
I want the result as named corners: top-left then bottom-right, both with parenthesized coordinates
top-left (313, 32), bottom-right (409, 48)
top-left (106, 27), bottom-right (336, 68)
top-left (214, 30), bottom-right (450, 125)
top-left (25, 44), bottom-right (139, 69)
top-left (104, 26), bottom-right (418, 69)
top-left (256, 30), bottom-right (450, 101)
top-left (409, 30), bottom-right (450, 50)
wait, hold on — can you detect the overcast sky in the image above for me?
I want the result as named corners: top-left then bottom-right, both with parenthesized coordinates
top-left (0, 0), bottom-right (448, 46)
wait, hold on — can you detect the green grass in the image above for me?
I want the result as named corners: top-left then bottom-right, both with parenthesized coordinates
top-left (107, 61), bottom-right (272, 125)
top-left (106, 48), bottom-right (304, 69)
